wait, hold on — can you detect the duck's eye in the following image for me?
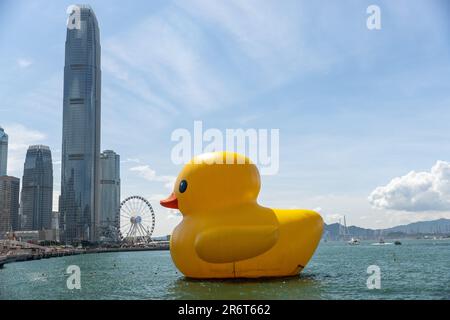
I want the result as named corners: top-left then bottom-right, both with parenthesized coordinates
top-left (179, 180), bottom-right (188, 193)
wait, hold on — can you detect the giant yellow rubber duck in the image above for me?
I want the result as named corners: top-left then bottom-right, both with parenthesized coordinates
top-left (160, 151), bottom-right (323, 279)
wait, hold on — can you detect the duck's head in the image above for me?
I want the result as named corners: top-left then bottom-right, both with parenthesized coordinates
top-left (160, 151), bottom-right (260, 215)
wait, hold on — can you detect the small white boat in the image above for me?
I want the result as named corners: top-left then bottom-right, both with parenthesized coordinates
top-left (347, 237), bottom-right (360, 245)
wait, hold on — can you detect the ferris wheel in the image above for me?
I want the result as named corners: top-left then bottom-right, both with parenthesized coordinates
top-left (118, 196), bottom-right (155, 244)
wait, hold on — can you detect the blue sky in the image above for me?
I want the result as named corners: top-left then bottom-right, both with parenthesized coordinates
top-left (1, 0), bottom-right (450, 235)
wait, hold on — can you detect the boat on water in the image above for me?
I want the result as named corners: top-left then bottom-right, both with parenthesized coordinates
top-left (394, 240), bottom-right (402, 245)
top-left (340, 216), bottom-right (360, 245)
top-left (347, 237), bottom-right (360, 245)
top-left (372, 237), bottom-right (393, 245)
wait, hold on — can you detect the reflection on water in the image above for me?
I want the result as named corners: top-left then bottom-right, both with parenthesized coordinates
top-left (168, 273), bottom-right (323, 300)
top-left (0, 240), bottom-right (449, 300)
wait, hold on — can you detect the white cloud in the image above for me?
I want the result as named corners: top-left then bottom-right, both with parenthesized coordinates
top-left (17, 58), bottom-right (33, 68)
top-left (120, 158), bottom-right (141, 164)
top-left (103, 8), bottom-right (229, 115)
top-left (3, 124), bottom-right (46, 175)
top-left (102, 0), bottom-right (332, 118)
top-left (280, 193), bottom-right (450, 229)
top-left (179, 0), bottom-right (334, 85)
top-left (312, 206), bottom-right (344, 224)
top-left (325, 213), bottom-right (344, 224)
top-left (129, 165), bottom-right (176, 189)
top-left (147, 194), bottom-right (167, 202)
top-left (166, 208), bottom-right (182, 220)
top-left (369, 161), bottom-right (450, 212)
top-left (180, 1), bottom-right (299, 73)
top-left (314, 208), bottom-right (343, 224)
top-left (145, 194), bottom-right (181, 236)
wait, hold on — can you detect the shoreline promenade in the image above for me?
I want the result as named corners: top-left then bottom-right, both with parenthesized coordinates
top-left (0, 240), bottom-right (170, 268)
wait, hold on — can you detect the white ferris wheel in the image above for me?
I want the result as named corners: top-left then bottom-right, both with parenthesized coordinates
top-left (117, 196), bottom-right (155, 244)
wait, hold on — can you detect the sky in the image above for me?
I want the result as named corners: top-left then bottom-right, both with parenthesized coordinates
top-left (1, 0), bottom-right (450, 236)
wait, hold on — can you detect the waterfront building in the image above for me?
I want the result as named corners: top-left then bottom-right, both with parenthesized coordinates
top-left (60, 5), bottom-right (101, 243)
top-left (0, 176), bottom-right (20, 238)
top-left (99, 150), bottom-right (120, 241)
top-left (13, 230), bottom-right (40, 242)
top-left (20, 145), bottom-right (53, 231)
top-left (0, 127), bottom-right (8, 176)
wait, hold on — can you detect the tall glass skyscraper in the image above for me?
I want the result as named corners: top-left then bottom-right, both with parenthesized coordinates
top-left (20, 145), bottom-right (53, 231)
top-left (0, 127), bottom-right (8, 176)
top-left (60, 5), bottom-right (101, 243)
top-left (99, 150), bottom-right (120, 241)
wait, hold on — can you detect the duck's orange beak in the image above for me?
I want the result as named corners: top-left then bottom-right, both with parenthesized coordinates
top-left (160, 192), bottom-right (178, 209)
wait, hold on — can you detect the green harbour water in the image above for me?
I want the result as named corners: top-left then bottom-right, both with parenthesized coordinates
top-left (1, 239), bottom-right (449, 300)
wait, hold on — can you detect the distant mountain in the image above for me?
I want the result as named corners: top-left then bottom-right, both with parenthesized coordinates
top-left (324, 223), bottom-right (377, 240)
top-left (383, 218), bottom-right (450, 234)
top-left (323, 218), bottom-right (450, 240)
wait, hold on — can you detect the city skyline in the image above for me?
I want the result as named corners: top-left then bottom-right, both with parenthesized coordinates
top-left (0, 6), bottom-right (122, 242)
top-left (1, 1), bottom-right (450, 235)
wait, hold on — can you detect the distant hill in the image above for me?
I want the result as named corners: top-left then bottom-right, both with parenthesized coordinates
top-left (384, 218), bottom-right (450, 234)
top-left (323, 218), bottom-right (450, 240)
top-left (324, 223), bottom-right (377, 240)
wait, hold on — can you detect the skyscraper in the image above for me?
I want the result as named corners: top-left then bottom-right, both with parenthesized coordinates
top-left (60, 5), bottom-right (101, 243)
top-left (0, 176), bottom-right (20, 238)
top-left (0, 127), bottom-right (8, 176)
top-left (99, 150), bottom-right (120, 240)
top-left (20, 145), bottom-right (53, 231)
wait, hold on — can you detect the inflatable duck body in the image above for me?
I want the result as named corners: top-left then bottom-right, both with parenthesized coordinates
top-left (161, 152), bottom-right (323, 279)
